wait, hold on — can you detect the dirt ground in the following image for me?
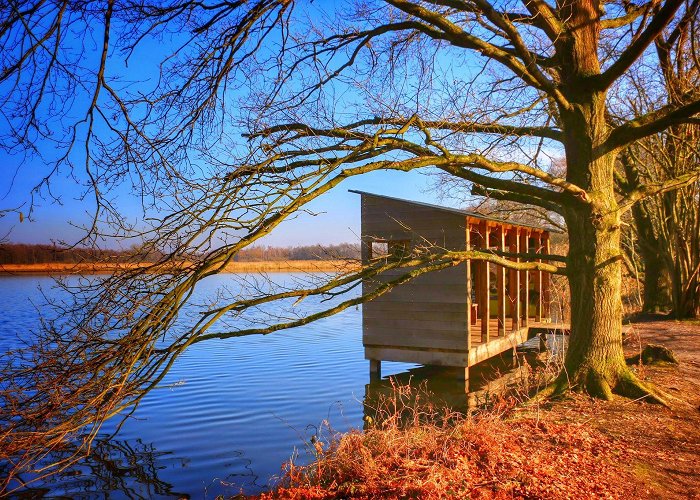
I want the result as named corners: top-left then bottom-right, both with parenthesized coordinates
top-left (526, 319), bottom-right (700, 499)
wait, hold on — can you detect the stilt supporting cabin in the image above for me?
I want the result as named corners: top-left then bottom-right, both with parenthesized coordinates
top-left (353, 191), bottom-right (561, 391)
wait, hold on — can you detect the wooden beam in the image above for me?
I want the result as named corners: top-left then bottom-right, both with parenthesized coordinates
top-left (465, 220), bottom-right (472, 350)
top-left (542, 233), bottom-right (551, 321)
top-left (496, 225), bottom-right (506, 336)
top-left (361, 236), bottom-right (372, 263)
top-left (508, 227), bottom-right (520, 331)
top-left (480, 221), bottom-right (490, 343)
top-left (369, 359), bottom-right (381, 380)
top-left (457, 366), bottom-right (470, 393)
top-left (364, 323), bottom-right (537, 368)
top-left (520, 229), bottom-right (530, 327)
top-left (534, 232), bottom-right (543, 322)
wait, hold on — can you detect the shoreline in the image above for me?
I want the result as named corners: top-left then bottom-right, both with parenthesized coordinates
top-left (257, 318), bottom-right (700, 499)
top-left (0, 260), bottom-right (359, 276)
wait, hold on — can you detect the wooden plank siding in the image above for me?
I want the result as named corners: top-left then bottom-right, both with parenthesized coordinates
top-left (361, 194), bottom-right (469, 352)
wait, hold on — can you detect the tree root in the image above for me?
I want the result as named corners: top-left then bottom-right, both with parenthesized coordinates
top-left (531, 367), bottom-right (669, 407)
top-left (614, 372), bottom-right (669, 406)
top-left (527, 377), bottom-right (572, 406)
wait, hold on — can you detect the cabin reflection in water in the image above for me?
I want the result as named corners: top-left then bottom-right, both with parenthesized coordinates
top-left (362, 333), bottom-right (569, 424)
top-left (353, 191), bottom-right (566, 391)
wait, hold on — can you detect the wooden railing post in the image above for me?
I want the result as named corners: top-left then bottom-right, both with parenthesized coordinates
top-left (497, 225), bottom-right (506, 336)
top-left (542, 233), bottom-right (551, 321)
top-left (480, 221), bottom-right (490, 343)
top-left (509, 227), bottom-right (520, 331)
top-left (466, 220), bottom-right (472, 350)
top-left (520, 229), bottom-right (530, 327)
top-left (534, 231), bottom-right (543, 323)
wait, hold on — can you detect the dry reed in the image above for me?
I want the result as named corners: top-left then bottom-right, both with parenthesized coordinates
top-left (256, 381), bottom-right (633, 499)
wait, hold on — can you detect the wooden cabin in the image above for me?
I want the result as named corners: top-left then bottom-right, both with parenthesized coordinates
top-left (352, 190), bottom-right (558, 386)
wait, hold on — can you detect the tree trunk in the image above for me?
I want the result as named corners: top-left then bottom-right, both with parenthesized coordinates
top-left (549, 133), bottom-right (664, 400)
top-left (546, 168), bottom-right (665, 400)
top-left (562, 204), bottom-right (634, 398)
top-left (668, 252), bottom-right (700, 319)
top-left (664, 189), bottom-right (700, 319)
top-left (627, 185), bottom-right (671, 314)
top-left (631, 205), bottom-right (671, 314)
top-left (540, 0), bottom-right (666, 402)
top-left (641, 255), bottom-right (670, 314)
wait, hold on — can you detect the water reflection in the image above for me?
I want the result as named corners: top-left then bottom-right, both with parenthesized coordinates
top-left (5, 435), bottom-right (261, 499)
top-left (364, 333), bottom-right (568, 424)
top-left (1, 276), bottom-right (570, 497)
top-left (3, 335), bottom-right (568, 498)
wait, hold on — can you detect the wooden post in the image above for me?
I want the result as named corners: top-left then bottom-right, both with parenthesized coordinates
top-left (466, 220), bottom-right (472, 350)
top-left (458, 366), bottom-right (470, 393)
top-left (508, 227), bottom-right (520, 331)
top-left (361, 236), bottom-right (372, 263)
top-left (534, 232), bottom-right (543, 323)
top-left (542, 233), bottom-right (551, 321)
top-left (480, 221), bottom-right (490, 343)
top-left (520, 230), bottom-right (530, 327)
top-left (369, 359), bottom-right (381, 380)
top-left (496, 225), bottom-right (506, 336)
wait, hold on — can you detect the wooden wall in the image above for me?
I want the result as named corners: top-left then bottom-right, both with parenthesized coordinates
top-left (361, 195), bottom-right (469, 352)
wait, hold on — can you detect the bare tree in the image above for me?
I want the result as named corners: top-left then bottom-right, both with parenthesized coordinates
top-left (2, 0), bottom-right (700, 490)
top-left (433, 158), bottom-right (568, 232)
top-left (616, 0), bottom-right (700, 317)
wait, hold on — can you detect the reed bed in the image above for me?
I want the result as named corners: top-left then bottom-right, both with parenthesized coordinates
top-left (256, 382), bottom-right (635, 499)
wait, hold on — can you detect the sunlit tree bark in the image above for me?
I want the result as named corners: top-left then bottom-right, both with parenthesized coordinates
top-left (1, 0), bottom-right (700, 490)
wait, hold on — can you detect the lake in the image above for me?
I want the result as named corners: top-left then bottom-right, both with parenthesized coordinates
top-left (0, 274), bottom-right (543, 498)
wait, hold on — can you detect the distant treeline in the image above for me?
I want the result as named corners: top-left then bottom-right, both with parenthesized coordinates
top-left (0, 243), bottom-right (360, 265)
top-left (0, 244), bottom-right (158, 265)
top-left (234, 243), bottom-right (360, 261)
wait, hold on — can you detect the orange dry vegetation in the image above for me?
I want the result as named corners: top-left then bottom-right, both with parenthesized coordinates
top-left (255, 319), bottom-right (700, 499)
top-left (256, 407), bottom-right (637, 500)
top-left (0, 262), bottom-right (156, 274)
top-left (0, 260), bottom-right (357, 275)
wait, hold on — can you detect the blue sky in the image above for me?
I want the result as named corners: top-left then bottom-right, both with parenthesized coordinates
top-left (0, 155), bottom-right (442, 246)
top-left (1, 1), bottom-right (566, 249)
top-left (0, 3), bottom-right (460, 248)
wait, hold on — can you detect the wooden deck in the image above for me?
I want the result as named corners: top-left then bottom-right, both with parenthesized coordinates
top-left (366, 319), bottom-right (568, 385)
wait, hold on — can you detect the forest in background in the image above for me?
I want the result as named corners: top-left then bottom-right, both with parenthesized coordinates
top-left (0, 243), bottom-right (361, 265)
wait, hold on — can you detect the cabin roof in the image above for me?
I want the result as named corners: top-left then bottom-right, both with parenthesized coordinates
top-left (349, 190), bottom-right (562, 233)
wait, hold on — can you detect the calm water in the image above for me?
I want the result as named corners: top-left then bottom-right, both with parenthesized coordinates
top-left (0, 274), bottom-right (543, 498)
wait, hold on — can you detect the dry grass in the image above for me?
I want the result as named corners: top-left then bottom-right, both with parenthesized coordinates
top-left (0, 262), bottom-right (156, 275)
top-left (255, 383), bottom-right (638, 500)
top-left (222, 260), bottom-right (358, 273)
top-left (0, 260), bottom-right (358, 275)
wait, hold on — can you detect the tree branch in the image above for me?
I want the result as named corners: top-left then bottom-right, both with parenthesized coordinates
top-left (600, 1), bottom-right (655, 29)
top-left (248, 116), bottom-right (564, 142)
top-left (602, 93), bottom-right (700, 152)
top-left (471, 184), bottom-right (563, 214)
top-left (595, 0), bottom-right (686, 89)
top-left (385, 0), bottom-right (572, 109)
top-left (521, 0), bottom-right (562, 41)
top-left (191, 249), bottom-right (566, 344)
top-left (619, 168), bottom-right (700, 212)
